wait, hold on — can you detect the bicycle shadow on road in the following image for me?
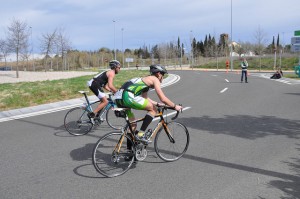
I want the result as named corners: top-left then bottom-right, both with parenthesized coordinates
top-left (54, 122), bottom-right (116, 137)
top-left (70, 143), bottom-right (107, 179)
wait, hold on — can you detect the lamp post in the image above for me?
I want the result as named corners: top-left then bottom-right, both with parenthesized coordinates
top-left (29, 26), bottom-right (35, 71)
top-left (121, 28), bottom-right (124, 66)
top-left (230, 0), bottom-right (233, 71)
top-left (190, 30), bottom-right (193, 70)
top-left (113, 20), bottom-right (116, 60)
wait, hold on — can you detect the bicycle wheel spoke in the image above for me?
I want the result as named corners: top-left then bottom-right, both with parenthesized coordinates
top-left (64, 107), bottom-right (93, 136)
top-left (106, 106), bottom-right (127, 130)
top-left (154, 122), bottom-right (189, 162)
top-left (93, 132), bottom-right (134, 177)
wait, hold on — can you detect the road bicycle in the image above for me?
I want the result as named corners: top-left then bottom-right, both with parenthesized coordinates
top-left (92, 104), bottom-right (190, 177)
top-left (64, 91), bottom-right (126, 136)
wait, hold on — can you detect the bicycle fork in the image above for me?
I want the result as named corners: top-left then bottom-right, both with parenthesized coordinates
top-left (162, 122), bottom-right (175, 144)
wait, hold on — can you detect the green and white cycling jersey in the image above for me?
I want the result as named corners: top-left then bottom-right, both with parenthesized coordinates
top-left (115, 77), bottom-right (151, 110)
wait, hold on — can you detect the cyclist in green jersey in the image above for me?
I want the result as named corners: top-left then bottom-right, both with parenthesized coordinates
top-left (115, 64), bottom-right (182, 142)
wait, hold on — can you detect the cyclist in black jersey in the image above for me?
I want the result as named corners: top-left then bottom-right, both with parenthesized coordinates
top-left (87, 60), bottom-right (121, 119)
top-left (115, 64), bottom-right (182, 142)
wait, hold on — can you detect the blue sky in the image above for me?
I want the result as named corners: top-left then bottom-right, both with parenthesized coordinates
top-left (1, 0), bottom-right (299, 52)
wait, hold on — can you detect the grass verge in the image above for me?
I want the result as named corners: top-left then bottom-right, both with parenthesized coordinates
top-left (0, 70), bottom-right (149, 111)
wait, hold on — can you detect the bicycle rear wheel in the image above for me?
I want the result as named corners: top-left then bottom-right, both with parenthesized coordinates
top-left (106, 106), bottom-right (127, 130)
top-left (64, 107), bottom-right (93, 136)
top-left (93, 132), bottom-right (135, 177)
top-left (154, 121), bottom-right (189, 162)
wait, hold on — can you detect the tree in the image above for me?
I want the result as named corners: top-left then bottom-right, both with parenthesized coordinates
top-left (0, 39), bottom-right (10, 66)
top-left (151, 45), bottom-right (160, 61)
top-left (218, 33), bottom-right (229, 57)
top-left (177, 37), bottom-right (181, 58)
top-left (40, 29), bottom-right (57, 71)
top-left (55, 28), bottom-right (72, 70)
top-left (253, 26), bottom-right (268, 70)
top-left (6, 18), bottom-right (30, 78)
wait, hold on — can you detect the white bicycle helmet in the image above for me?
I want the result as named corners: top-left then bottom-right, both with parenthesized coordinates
top-left (109, 60), bottom-right (121, 69)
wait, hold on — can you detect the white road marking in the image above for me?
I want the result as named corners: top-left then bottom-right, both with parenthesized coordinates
top-left (220, 88), bottom-right (228, 93)
top-left (225, 79), bottom-right (229, 82)
top-left (0, 105), bottom-right (80, 123)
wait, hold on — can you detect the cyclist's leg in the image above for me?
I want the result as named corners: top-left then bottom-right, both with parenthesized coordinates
top-left (116, 96), bottom-right (139, 150)
top-left (136, 96), bottom-right (156, 137)
top-left (94, 96), bottom-right (108, 115)
top-left (88, 82), bottom-right (108, 116)
top-left (124, 93), bottom-right (156, 138)
top-left (125, 109), bottom-right (136, 149)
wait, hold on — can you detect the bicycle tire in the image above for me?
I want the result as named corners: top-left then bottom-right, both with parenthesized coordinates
top-left (93, 132), bottom-right (135, 177)
top-left (64, 107), bottom-right (93, 136)
top-left (154, 121), bottom-right (189, 162)
top-left (106, 106), bottom-right (127, 130)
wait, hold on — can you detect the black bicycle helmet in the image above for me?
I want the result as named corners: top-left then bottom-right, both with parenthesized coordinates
top-left (149, 64), bottom-right (168, 75)
top-left (109, 60), bottom-right (121, 69)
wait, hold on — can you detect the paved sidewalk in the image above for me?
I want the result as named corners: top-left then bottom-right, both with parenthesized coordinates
top-left (0, 74), bottom-right (180, 122)
top-left (0, 71), bottom-right (98, 83)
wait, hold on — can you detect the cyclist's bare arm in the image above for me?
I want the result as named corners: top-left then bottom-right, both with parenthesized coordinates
top-left (147, 76), bottom-right (182, 111)
top-left (106, 70), bottom-right (117, 93)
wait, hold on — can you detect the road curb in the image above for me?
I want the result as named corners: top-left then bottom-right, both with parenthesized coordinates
top-left (0, 74), bottom-right (179, 122)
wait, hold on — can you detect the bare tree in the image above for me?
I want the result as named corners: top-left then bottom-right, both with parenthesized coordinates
top-left (253, 26), bottom-right (268, 71)
top-left (6, 18), bottom-right (30, 78)
top-left (40, 29), bottom-right (57, 71)
top-left (0, 39), bottom-right (10, 67)
top-left (55, 28), bottom-right (72, 70)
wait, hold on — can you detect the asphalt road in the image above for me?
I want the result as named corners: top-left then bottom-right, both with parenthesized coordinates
top-left (1, 71), bottom-right (300, 199)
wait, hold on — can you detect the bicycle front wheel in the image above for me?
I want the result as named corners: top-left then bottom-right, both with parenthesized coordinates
top-left (93, 132), bottom-right (135, 178)
top-left (106, 106), bottom-right (127, 130)
top-left (154, 121), bottom-right (189, 162)
top-left (64, 107), bottom-right (93, 136)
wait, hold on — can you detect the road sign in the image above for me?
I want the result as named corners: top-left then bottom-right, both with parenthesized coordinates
top-left (125, 58), bottom-right (134, 62)
top-left (295, 30), bottom-right (300, 36)
top-left (291, 37), bottom-right (300, 45)
top-left (291, 45), bottom-right (300, 52)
